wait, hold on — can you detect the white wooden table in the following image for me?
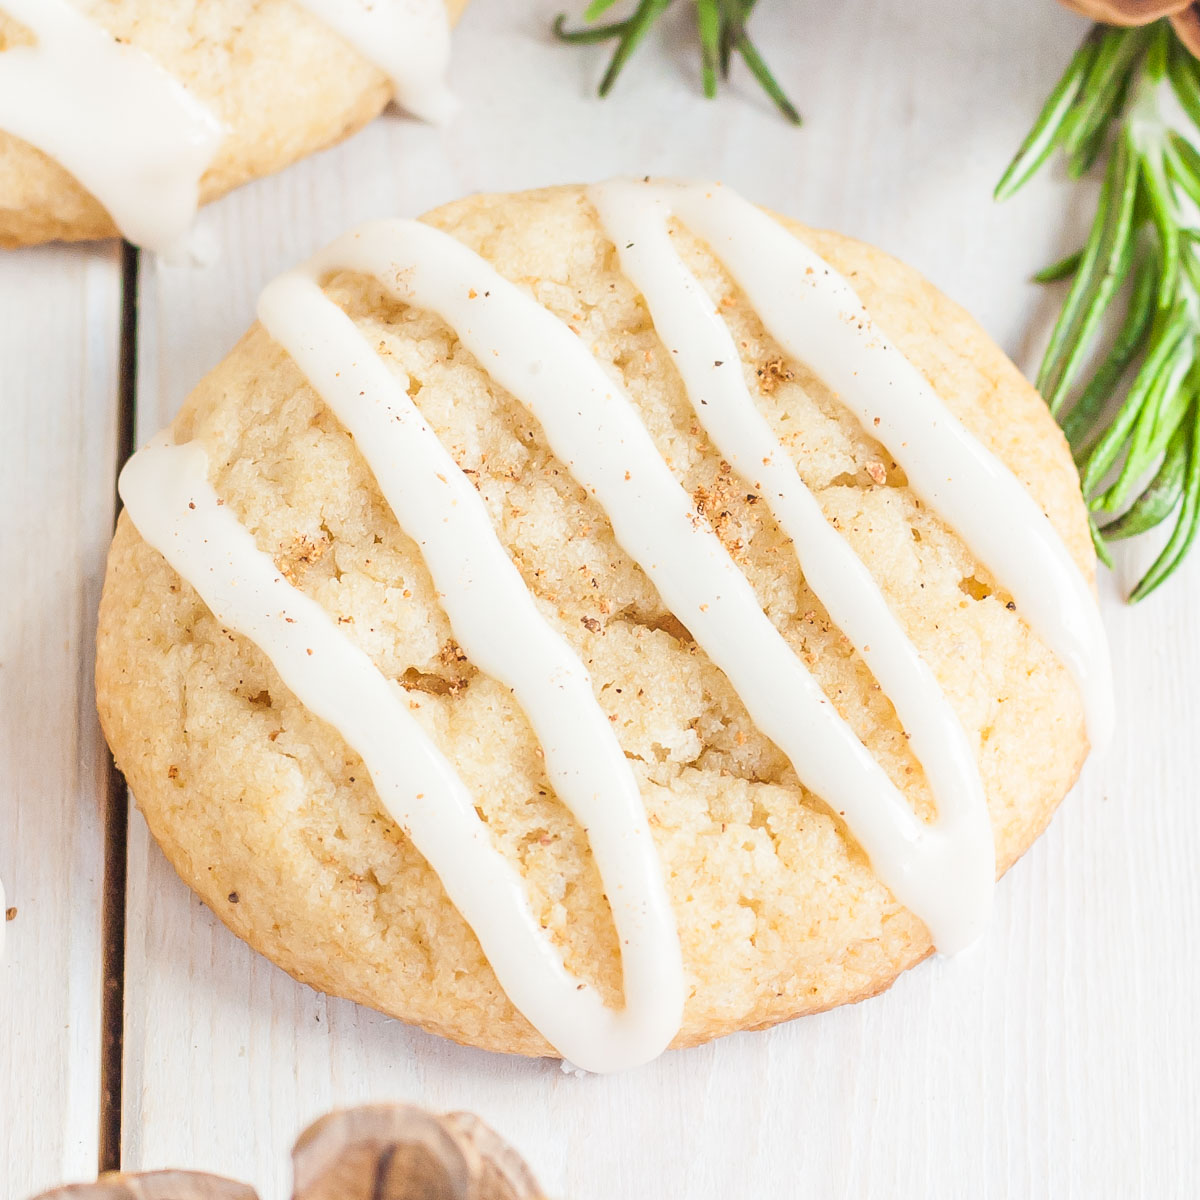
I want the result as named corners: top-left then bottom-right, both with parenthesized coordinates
top-left (2, 1), bottom-right (1198, 1196)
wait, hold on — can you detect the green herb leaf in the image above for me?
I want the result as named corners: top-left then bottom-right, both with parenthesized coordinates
top-left (1061, 245), bottom-right (1159, 449)
top-left (1129, 404), bottom-right (1200, 599)
top-left (1101, 415), bottom-right (1191, 539)
top-left (1036, 127), bottom-right (1139, 410)
top-left (1096, 336), bottom-right (1195, 511)
top-left (995, 29), bottom-right (1100, 201)
top-left (718, 0), bottom-right (800, 125)
top-left (599, 0), bottom-right (673, 97)
top-left (998, 16), bottom-right (1200, 600)
top-left (1165, 130), bottom-right (1200, 207)
top-left (551, 13), bottom-right (630, 43)
top-left (1139, 148), bottom-right (1181, 306)
top-left (1033, 247), bottom-right (1084, 283)
top-left (1168, 37), bottom-right (1200, 129)
top-left (553, 0), bottom-right (800, 124)
top-left (697, 0), bottom-right (720, 98)
top-left (1061, 26), bottom-right (1148, 159)
top-left (1090, 512), bottom-right (1117, 568)
top-left (1078, 301), bottom-right (1190, 496)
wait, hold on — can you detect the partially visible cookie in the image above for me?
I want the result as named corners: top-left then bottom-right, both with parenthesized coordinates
top-left (96, 182), bottom-right (1108, 1067)
top-left (0, 0), bottom-right (468, 249)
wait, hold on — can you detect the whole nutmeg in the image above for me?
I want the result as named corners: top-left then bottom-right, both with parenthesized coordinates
top-left (30, 1105), bottom-right (547, 1200)
top-left (1058, 0), bottom-right (1200, 55)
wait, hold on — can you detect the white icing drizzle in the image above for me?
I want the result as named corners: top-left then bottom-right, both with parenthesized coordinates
top-left (588, 176), bottom-right (994, 931)
top-left (119, 435), bottom-right (682, 1073)
top-left (0, 0), bottom-right (225, 252)
top-left (292, 0), bottom-right (455, 123)
top-left (0, 0), bottom-right (453, 249)
top-left (255, 268), bottom-right (683, 1068)
top-left (117, 179), bottom-right (1113, 1067)
top-left (612, 180), bottom-right (1114, 747)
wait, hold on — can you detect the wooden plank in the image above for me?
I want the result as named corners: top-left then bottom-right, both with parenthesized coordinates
top-left (120, 0), bottom-right (1198, 1196)
top-left (0, 241), bottom-right (123, 1199)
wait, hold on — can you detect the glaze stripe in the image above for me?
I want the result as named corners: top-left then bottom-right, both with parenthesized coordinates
top-left (641, 181), bottom-right (1113, 746)
top-left (118, 435), bottom-right (681, 1074)
top-left (256, 268), bottom-right (684, 1069)
top-left (589, 176), bottom-right (994, 922)
top-left (292, 0), bottom-right (455, 123)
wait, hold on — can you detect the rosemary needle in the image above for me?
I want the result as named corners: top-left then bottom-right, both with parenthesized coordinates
top-left (554, 0), bottom-right (800, 124)
top-left (998, 19), bottom-right (1200, 600)
top-left (995, 31), bottom-right (1099, 202)
top-left (1033, 247), bottom-right (1084, 283)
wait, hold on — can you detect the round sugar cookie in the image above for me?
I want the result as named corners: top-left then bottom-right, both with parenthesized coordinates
top-left (0, 0), bottom-right (468, 249)
top-left (96, 182), bottom-right (1102, 1063)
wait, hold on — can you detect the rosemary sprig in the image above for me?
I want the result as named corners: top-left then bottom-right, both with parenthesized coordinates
top-left (998, 19), bottom-right (1200, 600)
top-left (553, 0), bottom-right (800, 125)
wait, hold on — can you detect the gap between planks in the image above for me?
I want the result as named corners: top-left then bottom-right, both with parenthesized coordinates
top-left (99, 241), bottom-right (139, 1176)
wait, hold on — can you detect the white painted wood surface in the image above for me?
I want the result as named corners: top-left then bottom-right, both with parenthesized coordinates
top-left (0, 242), bottom-right (121, 1199)
top-left (5, 0), bottom-right (1200, 1196)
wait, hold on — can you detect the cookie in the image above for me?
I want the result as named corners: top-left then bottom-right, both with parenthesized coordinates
top-left (96, 181), bottom-right (1110, 1070)
top-left (0, 0), bottom-right (467, 250)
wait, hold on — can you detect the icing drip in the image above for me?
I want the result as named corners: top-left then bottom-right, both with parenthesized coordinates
top-left (0, 0), bottom-right (225, 252)
top-left (119, 436), bottom-right (683, 1073)
top-left (117, 180), bottom-right (1113, 1067)
top-left (292, 0), bottom-right (455, 123)
top-left (256, 269), bottom-right (683, 1068)
top-left (0, 0), bottom-right (453, 248)
top-left (607, 181), bottom-right (1113, 747)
